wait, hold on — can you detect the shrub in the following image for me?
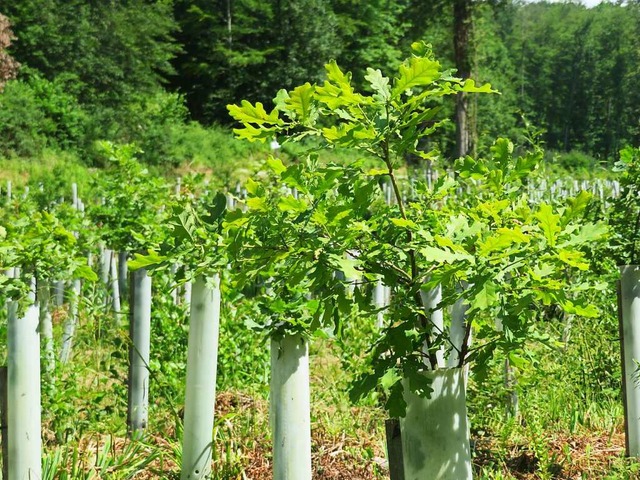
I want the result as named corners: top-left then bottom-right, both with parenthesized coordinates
top-left (0, 79), bottom-right (49, 157)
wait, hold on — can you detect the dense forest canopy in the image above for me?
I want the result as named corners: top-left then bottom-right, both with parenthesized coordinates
top-left (0, 0), bottom-right (638, 167)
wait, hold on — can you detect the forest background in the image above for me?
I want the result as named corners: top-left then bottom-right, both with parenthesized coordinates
top-left (0, 0), bottom-right (637, 174)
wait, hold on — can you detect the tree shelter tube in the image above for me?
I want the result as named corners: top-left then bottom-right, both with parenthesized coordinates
top-left (7, 300), bottom-right (42, 480)
top-left (400, 368), bottom-right (472, 480)
top-left (619, 265), bottom-right (640, 457)
top-left (180, 275), bottom-right (221, 480)
top-left (270, 332), bottom-right (312, 480)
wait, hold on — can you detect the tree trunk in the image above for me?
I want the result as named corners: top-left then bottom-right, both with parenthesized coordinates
top-left (454, 0), bottom-right (474, 159)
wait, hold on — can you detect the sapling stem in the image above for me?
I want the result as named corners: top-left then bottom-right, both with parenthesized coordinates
top-left (420, 285), bottom-right (445, 369)
top-left (181, 275), bottom-right (221, 480)
top-left (448, 291), bottom-right (471, 374)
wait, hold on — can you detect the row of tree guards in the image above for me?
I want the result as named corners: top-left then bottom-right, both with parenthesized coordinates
top-left (4, 252), bottom-right (640, 478)
top-left (0, 174), bottom-right (624, 209)
top-left (0, 170), bottom-right (635, 480)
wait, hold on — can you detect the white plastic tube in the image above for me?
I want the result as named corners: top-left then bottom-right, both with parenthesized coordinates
top-left (620, 265), bottom-right (640, 457)
top-left (128, 268), bottom-right (152, 436)
top-left (374, 279), bottom-right (386, 328)
top-left (110, 251), bottom-right (121, 318)
top-left (71, 182), bottom-right (78, 209)
top-left (38, 280), bottom-right (56, 380)
top-left (54, 280), bottom-right (65, 306)
top-left (118, 251), bottom-right (128, 297)
top-left (181, 275), bottom-right (221, 480)
top-left (420, 285), bottom-right (445, 369)
top-left (60, 279), bottom-right (82, 364)
top-left (270, 333), bottom-right (312, 480)
top-left (100, 247), bottom-right (111, 285)
top-left (447, 294), bottom-right (471, 371)
top-left (400, 369), bottom-right (472, 480)
top-left (184, 280), bottom-right (192, 306)
top-left (7, 300), bottom-right (42, 480)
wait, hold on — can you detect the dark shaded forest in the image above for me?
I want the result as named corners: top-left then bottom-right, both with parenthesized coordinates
top-left (0, 0), bottom-right (638, 169)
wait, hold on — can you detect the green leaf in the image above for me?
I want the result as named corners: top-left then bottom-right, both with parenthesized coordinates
top-left (557, 249), bottom-right (589, 270)
top-left (392, 56), bottom-right (441, 97)
top-left (421, 246), bottom-right (474, 264)
top-left (278, 196), bottom-right (308, 213)
top-left (364, 68), bottom-right (391, 102)
top-left (129, 250), bottom-right (168, 270)
top-left (232, 124), bottom-right (275, 143)
top-left (315, 61), bottom-right (366, 109)
top-left (202, 192), bottom-right (227, 224)
top-left (561, 222), bottom-right (608, 247)
top-left (74, 264), bottom-right (98, 282)
top-left (227, 100), bottom-right (282, 126)
top-left (478, 228), bottom-right (529, 256)
top-left (246, 197), bottom-right (268, 211)
top-left (380, 368), bottom-right (402, 391)
top-left (535, 203), bottom-right (561, 247)
top-left (266, 156), bottom-right (287, 175)
top-left (562, 300), bottom-right (599, 318)
top-left (563, 191), bottom-right (592, 224)
top-left (491, 138), bottom-right (514, 168)
top-left (390, 218), bottom-right (418, 230)
top-left (245, 177), bottom-right (260, 195)
top-left (286, 83), bottom-right (316, 123)
top-left (459, 78), bottom-right (497, 93)
top-left (332, 254), bottom-right (360, 279)
top-left (406, 371), bottom-right (434, 398)
top-left (365, 167), bottom-right (389, 176)
top-left (385, 382), bottom-right (407, 419)
top-left (471, 281), bottom-right (498, 310)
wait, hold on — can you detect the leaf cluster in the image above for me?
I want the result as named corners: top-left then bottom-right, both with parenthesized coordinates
top-left (225, 47), bottom-right (608, 416)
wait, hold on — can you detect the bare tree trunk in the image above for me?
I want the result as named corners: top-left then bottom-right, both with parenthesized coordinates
top-left (0, 14), bottom-right (20, 90)
top-left (454, 0), bottom-right (474, 159)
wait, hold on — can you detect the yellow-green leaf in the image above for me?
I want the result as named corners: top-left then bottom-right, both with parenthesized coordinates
top-left (266, 156), bottom-right (286, 175)
top-left (365, 68), bottom-right (391, 102)
top-left (535, 203), bottom-right (561, 247)
top-left (227, 100), bottom-right (282, 126)
top-left (421, 246), bottom-right (474, 264)
top-left (278, 196), bottom-right (308, 213)
top-left (558, 249), bottom-right (589, 270)
top-left (246, 197), bottom-right (267, 211)
top-left (392, 56), bottom-right (441, 97)
top-left (390, 218), bottom-right (418, 230)
top-left (478, 228), bottom-right (529, 257)
top-left (459, 78), bottom-right (497, 93)
top-left (286, 83), bottom-right (316, 123)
